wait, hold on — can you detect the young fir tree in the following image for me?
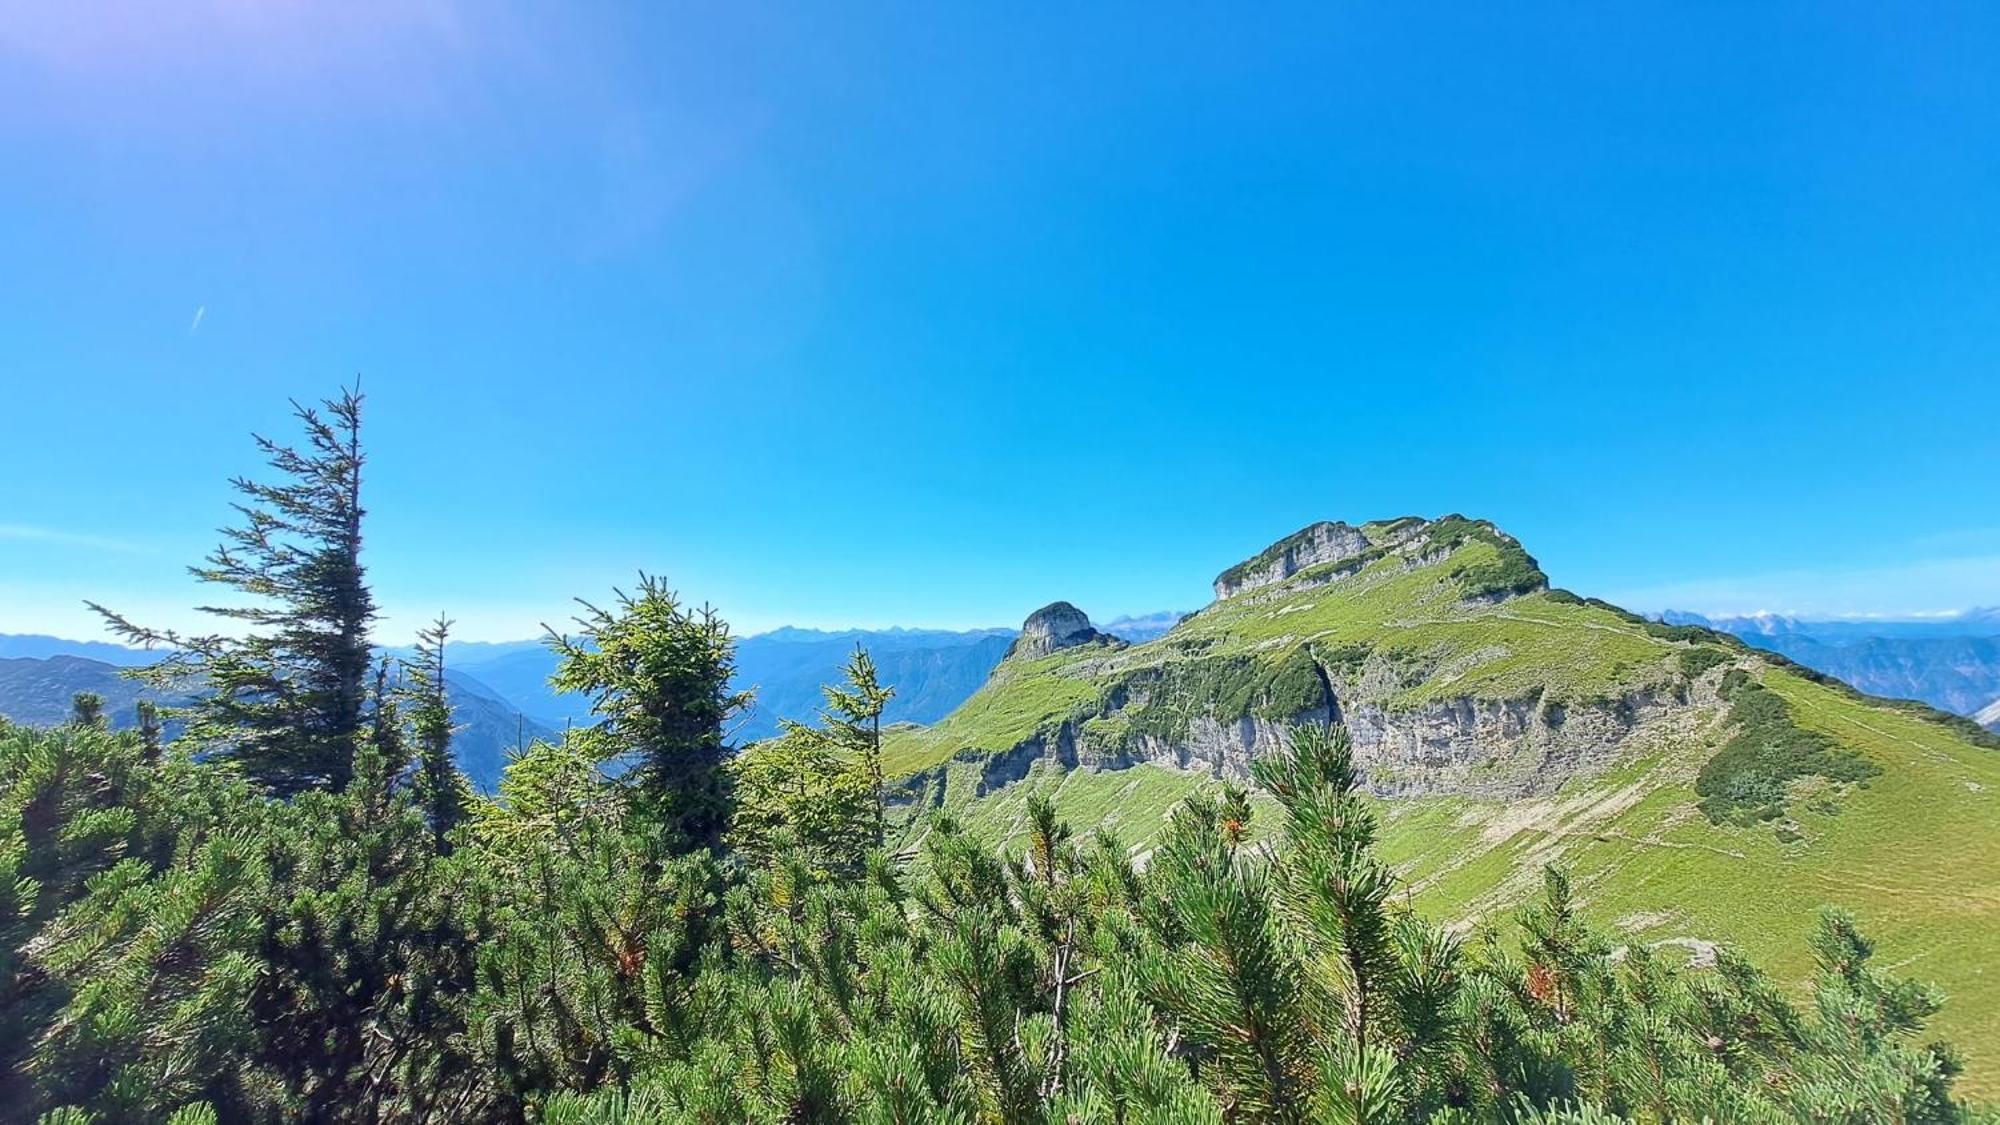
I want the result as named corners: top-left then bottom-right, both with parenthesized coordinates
top-left (729, 724), bottom-right (875, 872)
top-left (405, 614), bottom-right (468, 851)
top-left (134, 699), bottom-right (164, 761)
top-left (68, 692), bottom-right (105, 729)
top-left (546, 574), bottom-right (749, 850)
top-left (820, 645), bottom-right (893, 848)
top-left (90, 387), bottom-right (375, 796)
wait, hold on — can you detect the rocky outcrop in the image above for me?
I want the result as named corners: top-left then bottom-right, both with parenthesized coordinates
top-left (1980, 696), bottom-right (2000, 731)
top-left (1099, 689), bottom-right (1684, 799)
top-left (1213, 521), bottom-right (1376, 600)
top-left (891, 661), bottom-right (1726, 819)
top-left (1008, 602), bottom-right (1102, 659)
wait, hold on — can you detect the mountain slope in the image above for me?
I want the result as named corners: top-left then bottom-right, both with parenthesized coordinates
top-left (1662, 612), bottom-right (2000, 717)
top-left (731, 628), bottom-right (1015, 741)
top-left (438, 669), bottom-right (559, 791)
top-left (882, 515), bottom-right (2000, 1093)
top-left (0, 654), bottom-right (178, 727)
top-left (0, 650), bottom-right (552, 792)
top-left (441, 627), bottom-right (1024, 742)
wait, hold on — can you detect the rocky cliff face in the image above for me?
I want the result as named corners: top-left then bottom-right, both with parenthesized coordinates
top-left (897, 653), bottom-right (1723, 810)
top-left (1212, 521), bottom-right (1375, 599)
top-left (1008, 601), bottom-right (1103, 659)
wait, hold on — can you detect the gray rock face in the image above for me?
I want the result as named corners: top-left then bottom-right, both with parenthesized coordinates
top-left (1213, 521), bottom-right (1378, 600)
top-left (891, 658), bottom-right (1734, 816)
top-left (1010, 602), bottom-right (1100, 659)
top-left (1979, 696), bottom-right (2000, 731)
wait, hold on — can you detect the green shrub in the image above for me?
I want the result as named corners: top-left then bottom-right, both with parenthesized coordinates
top-left (1696, 678), bottom-right (1880, 825)
top-left (1677, 646), bottom-right (1731, 680)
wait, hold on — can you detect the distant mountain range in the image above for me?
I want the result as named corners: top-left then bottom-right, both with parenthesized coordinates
top-left (7, 596), bottom-right (1994, 791)
top-left (0, 654), bottom-right (186, 728)
top-left (1661, 609), bottom-right (2000, 723)
top-left (0, 642), bottom-right (555, 791)
top-left (0, 614), bottom-right (1182, 787)
top-left (0, 633), bottom-right (159, 666)
top-left (412, 614), bottom-right (1188, 745)
top-left (9, 594), bottom-right (1994, 791)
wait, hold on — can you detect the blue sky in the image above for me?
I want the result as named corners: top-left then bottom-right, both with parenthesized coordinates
top-left (3, 4), bottom-right (1998, 642)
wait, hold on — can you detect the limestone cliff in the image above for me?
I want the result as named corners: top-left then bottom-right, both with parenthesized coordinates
top-left (1006, 601), bottom-right (1107, 659)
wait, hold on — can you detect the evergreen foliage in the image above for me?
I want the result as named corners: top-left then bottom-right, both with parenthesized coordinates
top-left (405, 616), bottom-right (469, 851)
top-left (0, 389), bottom-right (1986, 1122)
top-left (89, 386), bottom-right (375, 796)
top-left (1696, 671), bottom-right (1881, 825)
top-left (727, 728), bottom-right (874, 874)
top-left (66, 694), bottom-right (103, 730)
top-left (1, 678), bottom-right (1981, 1122)
top-left (546, 575), bottom-right (750, 850)
top-left (820, 646), bottom-right (893, 847)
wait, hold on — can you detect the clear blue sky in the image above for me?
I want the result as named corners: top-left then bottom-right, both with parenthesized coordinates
top-left (3, 4), bottom-right (1998, 642)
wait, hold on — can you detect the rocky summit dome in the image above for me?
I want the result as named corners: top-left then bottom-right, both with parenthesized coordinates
top-left (1008, 601), bottom-right (1101, 659)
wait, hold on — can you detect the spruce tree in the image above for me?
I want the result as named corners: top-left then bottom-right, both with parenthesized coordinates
top-left (134, 699), bottom-right (163, 761)
top-left (821, 645), bottom-right (893, 848)
top-left (67, 692), bottom-right (104, 728)
top-left (406, 615), bottom-right (467, 850)
top-left (729, 724), bottom-right (874, 871)
top-left (546, 574), bottom-right (749, 849)
top-left (90, 386), bottom-right (375, 796)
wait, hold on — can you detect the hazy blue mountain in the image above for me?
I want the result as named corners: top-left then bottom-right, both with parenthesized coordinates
top-left (0, 654), bottom-right (181, 728)
top-left (1662, 610), bottom-right (2000, 717)
top-left (442, 626), bottom-right (1032, 743)
top-left (1098, 611), bottom-right (1187, 643)
top-left (731, 628), bottom-right (1017, 742)
top-left (0, 636), bottom-right (553, 792)
top-left (446, 646), bottom-right (589, 727)
top-left (1662, 608), bottom-right (2000, 641)
top-left (0, 633), bottom-right (158, 666)
top-left (438, 667), bottom-right (557, 791)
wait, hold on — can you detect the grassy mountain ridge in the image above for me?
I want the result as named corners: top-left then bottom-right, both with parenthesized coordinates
top-left (883, 515), bottom-right (2000, 1093)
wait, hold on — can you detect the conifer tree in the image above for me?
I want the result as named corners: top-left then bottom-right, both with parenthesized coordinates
top-left (67, 692), bottom-right (104, 728)
top-left (90, 386), bottom-right (375, 796)
top-left (546, 574), bottom-right (749, 849)
top-left (821, 645), bottom-right (893, 848)
top-left (729, 725), bottom-right (874, 872)
top-left (406, 615), bottom-right (467, 850)
top-left (134, 699), bottom-right (163, 761)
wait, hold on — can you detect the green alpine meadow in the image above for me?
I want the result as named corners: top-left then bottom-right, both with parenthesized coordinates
top-left (1, 389), bottom-right (1994, 1122)
top-left (880, 515), bottom-right (2000, 1096)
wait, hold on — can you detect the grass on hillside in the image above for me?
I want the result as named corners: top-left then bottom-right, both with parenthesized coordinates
top-left (922, 667), bottom-right (2000, 1096)
top-left (882, 537), bottom-right (1692, 779)
top-left (880, 650), bottom-right (1105, 775)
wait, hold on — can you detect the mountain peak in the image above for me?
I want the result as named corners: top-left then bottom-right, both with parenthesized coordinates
top-left (1212, 515), bottom-right (1442, 600)
top-left (1211, 515), bottom-right (1546, 604)
top-left (1008, 601), bottom-right (1102, 659)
